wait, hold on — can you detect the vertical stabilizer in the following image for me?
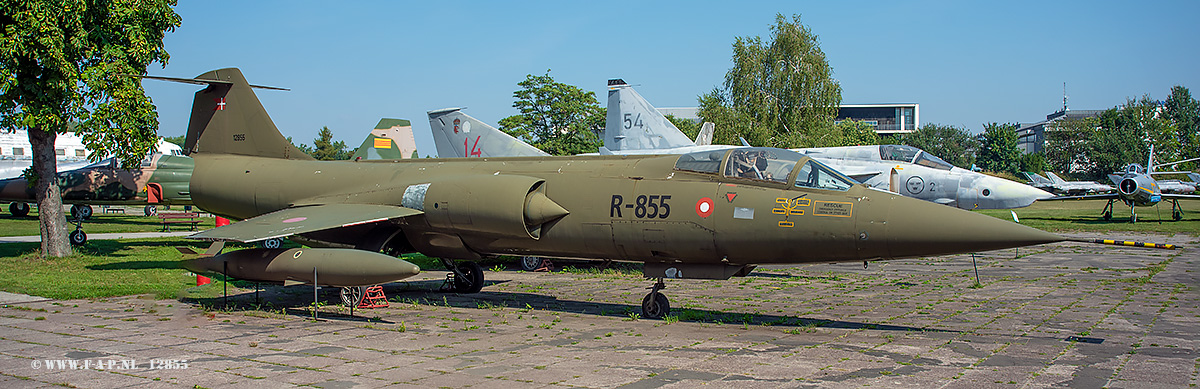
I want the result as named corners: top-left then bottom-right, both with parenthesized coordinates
top-left (694, 122), bottom-right (715, 146)
top-left (604, 79), bottom-right (695, 151)
top-left (427, 108), bottom-right (548, 158)
top-left (179, 68), bottom-right (311, 160)
top-left (351, 118), bottom-right (418, 160)
top-left (1045, 172), bottom-right (1067, 185)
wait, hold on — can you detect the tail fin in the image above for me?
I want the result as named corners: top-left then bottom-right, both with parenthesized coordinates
top-left (694, 122), bottom-right (715, 146)
top-left (350, 118), bottom-right (418, 160)
top-left (604, 79), bottom-right (695, 151)
top-left (145, 68), bottom-right (311, 160)
top-left (1045, 172), bottom-right (1067, 184)
top-left (427, 108), bottom-right (548, 158)
top-left (1022, 172), bottom-right (1050, 185)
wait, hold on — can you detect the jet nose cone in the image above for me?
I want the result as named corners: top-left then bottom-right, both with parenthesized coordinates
top-left (964, 175), bottom-right (1055, 209)
top-left (877, 194), bottom-right (1063, 259)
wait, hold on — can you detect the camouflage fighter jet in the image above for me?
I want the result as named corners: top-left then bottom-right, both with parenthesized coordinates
top-left (0, 153), bottom-right (194, 244)
top-left (153, 68), bottom-right (1126, 319)
top-left (350, 118), bottom-right (419, 160)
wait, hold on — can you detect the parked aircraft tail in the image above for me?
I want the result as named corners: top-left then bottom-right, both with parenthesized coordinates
top-left (351, 118), bottom-right (419, 160)
top-left (144, 68), bottom-right (311, 160)
top-left (695, 122), bottom-right (715, 146)
top-left (1045, 172), bottom-right (1068, 185)
top-left (604, 79), bottom-right (695, 151)
top-left (1023, 172), bottom-right (1051, 185)
top-left (427, 108), bottom-right (548, 158)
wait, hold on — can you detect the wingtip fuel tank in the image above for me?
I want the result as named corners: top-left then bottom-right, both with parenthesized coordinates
top-left (183, 248), bottom-right (420, 287)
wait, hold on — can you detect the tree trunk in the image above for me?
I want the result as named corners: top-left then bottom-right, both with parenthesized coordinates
top-left (28, 127), bottom-right (71, 257)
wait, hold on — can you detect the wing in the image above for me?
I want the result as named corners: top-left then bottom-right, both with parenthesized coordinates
top-left (1162, 193), bottom-right (1200, 200)
top-left (190, 204), bottom-right (422, 242)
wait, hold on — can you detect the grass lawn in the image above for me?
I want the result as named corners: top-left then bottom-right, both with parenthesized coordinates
top-left (975, 198), bottom-right (1200, 236)
top-left (0, 205), bottom-right (215, 237)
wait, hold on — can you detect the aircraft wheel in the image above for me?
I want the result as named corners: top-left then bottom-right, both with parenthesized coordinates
top-left (1102, 211), bottom-right (1112, 220)
top-left (641, 292), bottom-right (670, 320)
top-left (144, 205), bottom-right (157, 217)
top-left (340, 286), bottom-right (366, 307)
top-left (261, 238), bottom-right (283, 249)
top-left (1131, 213), bottom-right (1137, 223)
top-left (69, 229), bottom-right (87, 246)
top-left (520, 256), bottom-right (543, 271)
top-left (9, 202), bottom-right (29, 217)
top-left (70, 204), bottom-right (93, 220)
top-left (1173, 211), bottom-right (1182, 221)
top-left (452, 262), bottom-right (485, 293)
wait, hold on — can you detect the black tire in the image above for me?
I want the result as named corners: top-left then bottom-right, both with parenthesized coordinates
top-left (69, 229), bottom-right (87, 246)
top-left (452, 262), bottom-right (485, 293)
top-left (520, 256), bottom-right (542, 271)
top-left (1173, 211), bottom-right (1182, 221)
top-left (340, 286), bottom-right (366, 307)
top-left (641, 292), bottom-right (670, 319)
top-left (144, 205), bottom-right (157, 217)
top-left (9, 202), bottom-right (29, 217)
top-left (1131, 213), bottom-right (1137, 223)
top-left (1102, 211), bottom-right (1112, 221)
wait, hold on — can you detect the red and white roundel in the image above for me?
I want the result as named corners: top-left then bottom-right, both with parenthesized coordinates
top-left (696, 197), bottom-right (714, 218)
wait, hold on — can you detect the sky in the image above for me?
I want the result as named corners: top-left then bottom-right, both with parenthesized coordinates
top-left (141, 0), bottom-right (1200, 157)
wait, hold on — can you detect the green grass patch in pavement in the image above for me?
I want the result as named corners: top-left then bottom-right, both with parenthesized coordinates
top-left (975, 199), bottom-right (1200, 236)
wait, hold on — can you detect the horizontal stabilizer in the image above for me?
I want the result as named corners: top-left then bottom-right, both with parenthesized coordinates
top-left (190, 204), bottom-right (422, 243)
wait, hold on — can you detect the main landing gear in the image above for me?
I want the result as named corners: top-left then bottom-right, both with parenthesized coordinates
top-left (641, 278), bottom-right (670, 319)
top-left (9, 202), bottom-right (30, 217)
top-left (1171, 199), bottom-right (1183, 221)
top-left (442, 259), bottom-right (485, 293)
top-left (1101, 199), bottom-right (1114, 220)
top-left (69, 204), bottom-right (93, 220)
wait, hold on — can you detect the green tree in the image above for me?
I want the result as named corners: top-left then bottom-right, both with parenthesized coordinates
top-left (1043, 117), bottom-right (1096, 173)
top-left (665, 114), bottom-right (700, 142)
top-left (900, 124), bottom-right (978, 168)
top-left (698, 13), bottom-right (842, 148)
top-left (161, 135), bottom-right (186, 148)
top-left (1, 0), bottom-right (181, 257)
top-left (1163, 86), bottom-right (1198, 170)
top-left (311, 126), bottom-right (349, 160)
top-left (834, 120), bottom-right (881, 146)
top-left (498, 70), bottom-right (604, 156)
top-left (977, 123), bottom-right (1020, 174)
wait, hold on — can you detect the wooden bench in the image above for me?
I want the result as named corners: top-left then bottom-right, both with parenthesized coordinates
top-left (158, 212), bottom-right (201, 231)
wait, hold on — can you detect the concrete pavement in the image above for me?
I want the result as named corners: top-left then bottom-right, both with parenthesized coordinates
top-left (0, 232), bottom-right (1196, 387)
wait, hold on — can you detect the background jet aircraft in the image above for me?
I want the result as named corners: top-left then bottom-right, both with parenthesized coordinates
top-left (433, 80), bottom-right (1052, 210)
top-left (1037, 171), bottom-right (1114, 195)
top-left (154, 68), bottom-right (1074, 319)
top-left (1048, 161), bottom-right (1200, 222)
top-left (350, 118), bottom-right (419, 160)
top-left (428, 107), bottom-right (548, 158)
top-left (0, 153), bottom-right (193, 244)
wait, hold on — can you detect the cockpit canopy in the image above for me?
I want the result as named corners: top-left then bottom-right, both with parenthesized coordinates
top-left (878, 145), bottom-right (953, 171)
top-left (674, 147), bottom-right (857, 191)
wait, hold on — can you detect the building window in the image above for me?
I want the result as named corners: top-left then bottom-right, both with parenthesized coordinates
top-left (75, 149), bottom-right (86, 157)
top-left (13, 147), bottom-right (23, 156)
top-left (55, 149), bottom-right (65, 156)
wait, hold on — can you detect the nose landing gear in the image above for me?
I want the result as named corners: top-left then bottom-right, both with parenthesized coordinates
top-left (641, 278), bottom-right (670, 319)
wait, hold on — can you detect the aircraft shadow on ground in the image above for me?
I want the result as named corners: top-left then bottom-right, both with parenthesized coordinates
top-left (179, 277), bottom-right (949, 334)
